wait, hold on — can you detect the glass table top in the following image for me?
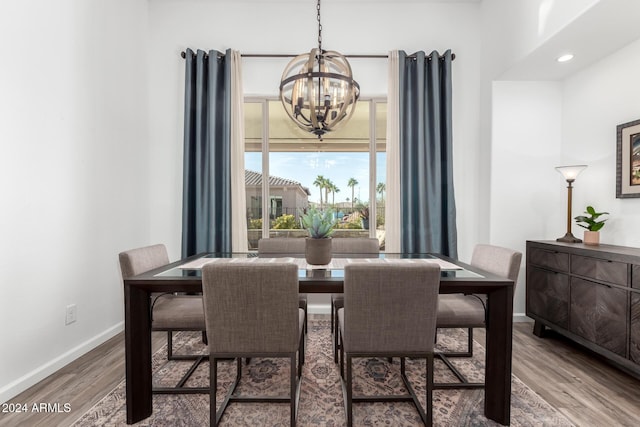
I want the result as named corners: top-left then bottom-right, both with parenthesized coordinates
top-left (153, 252), bottom-right (483, 279)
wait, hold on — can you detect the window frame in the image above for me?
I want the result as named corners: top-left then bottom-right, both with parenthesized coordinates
top-left (244, 96), bottom-right (386, 240)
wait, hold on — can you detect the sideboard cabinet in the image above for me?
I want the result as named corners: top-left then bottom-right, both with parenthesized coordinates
top-left (526, 240), bottom-right (640, 378)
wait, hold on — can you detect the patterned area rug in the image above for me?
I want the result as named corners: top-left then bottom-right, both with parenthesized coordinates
top-left (72, 319), bottom-right (573, 426)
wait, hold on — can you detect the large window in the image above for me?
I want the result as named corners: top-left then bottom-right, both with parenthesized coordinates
top-left (244, 98), bottom-right (386, 250)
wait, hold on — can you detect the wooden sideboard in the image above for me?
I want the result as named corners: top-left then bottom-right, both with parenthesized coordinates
top-left (526, 240), bottom-right (640, 378)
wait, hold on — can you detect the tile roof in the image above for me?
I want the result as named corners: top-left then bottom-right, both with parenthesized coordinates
top-left (245, 170), bottom-right (310, 195)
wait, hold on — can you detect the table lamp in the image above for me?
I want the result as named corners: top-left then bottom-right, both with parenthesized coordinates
top-left (556, 165), bottom-right (587, 243)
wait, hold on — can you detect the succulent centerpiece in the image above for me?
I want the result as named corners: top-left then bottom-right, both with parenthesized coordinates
top-left (299, 207), bottom-right (336, 265)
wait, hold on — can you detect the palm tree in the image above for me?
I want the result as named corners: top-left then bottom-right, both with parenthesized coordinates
top-left (313, 175), bottom-right (326, 209)
top-left (376, 182), bottom-right (386, 205)
top-left (347, 178), bottom-right (358, 211)
top-left (324, 178), bottom-right (334, 208)
top-left (329, 183), bottom-right (340, 207)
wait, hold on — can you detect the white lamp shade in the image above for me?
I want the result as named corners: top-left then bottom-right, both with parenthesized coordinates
top-left (555, 165), bottom-right (587, 181)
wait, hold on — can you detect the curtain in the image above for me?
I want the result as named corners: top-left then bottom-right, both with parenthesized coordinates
top-left (230, 51), bottom-right (248, 252)
top-left (181, 48), bottom-right (233, 257)
top-left (398, 50), bottom-right (457, 258)
top-left (385, 51), bottom-right (401, 253)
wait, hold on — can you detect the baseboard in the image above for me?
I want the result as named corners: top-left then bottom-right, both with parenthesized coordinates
top-left (514, 313), bottom-right (532, 323)
top-left (0, 322), bottom-right (124, 404)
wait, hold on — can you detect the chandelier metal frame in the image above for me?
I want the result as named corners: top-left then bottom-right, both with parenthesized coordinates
top-left (279, 0), bottom-right (360, 139)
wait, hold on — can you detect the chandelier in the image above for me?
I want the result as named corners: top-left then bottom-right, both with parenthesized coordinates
top-left (279, 0), bottom-right (360, 140)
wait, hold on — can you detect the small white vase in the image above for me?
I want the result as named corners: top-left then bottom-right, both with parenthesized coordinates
top-left (584, 231), bottom-right (600, 246)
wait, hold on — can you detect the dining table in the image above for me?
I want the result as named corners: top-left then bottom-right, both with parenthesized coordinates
top-left (123, 252), bottom-right (514, 425)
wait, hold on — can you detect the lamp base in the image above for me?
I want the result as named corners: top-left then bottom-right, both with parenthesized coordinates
top-left (556, 233), bottom-right (582, 243)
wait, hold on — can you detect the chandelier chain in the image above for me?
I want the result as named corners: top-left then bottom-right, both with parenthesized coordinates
top-left (316, 0), bottom-right (322, 52)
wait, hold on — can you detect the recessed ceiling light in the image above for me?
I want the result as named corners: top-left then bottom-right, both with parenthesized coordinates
top-left (557, 54), bottom-right (574, 63)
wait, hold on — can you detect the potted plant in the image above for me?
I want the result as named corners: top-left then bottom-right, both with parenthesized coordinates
top-left (299, 207), bottom-right (336, 264)
top-left (574, 206), bottom-right (609, 245)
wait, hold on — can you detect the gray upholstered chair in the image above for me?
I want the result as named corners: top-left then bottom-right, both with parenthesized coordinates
top-left (202, 262), bottom-right (305, 427)
top-left (337, 263), bottom-right (441, 427)
top-left (258, 238), bottom-right (308, 333)
top-left (329, 237), bottom-right (380, 362)
top-left (118, 244), bottom-right (207, 394)
top-left (435, 243), bottom-right (522, 389)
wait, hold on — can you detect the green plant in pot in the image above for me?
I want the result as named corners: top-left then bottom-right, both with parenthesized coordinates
top-left (574, 206), bottom-right (608, 245)
top-left (299, 207), bottom-right (336, 264)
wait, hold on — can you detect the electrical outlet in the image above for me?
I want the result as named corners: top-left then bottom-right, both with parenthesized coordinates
top-left (65, 304), bottom-right (77, 325)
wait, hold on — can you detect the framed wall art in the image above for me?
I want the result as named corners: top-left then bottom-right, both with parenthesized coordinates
top-left (616, 119), bottom-right (640, 198)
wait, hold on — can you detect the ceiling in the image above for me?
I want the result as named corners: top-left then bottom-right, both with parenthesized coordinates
top-left (500, 0), bottom-right (640, 80)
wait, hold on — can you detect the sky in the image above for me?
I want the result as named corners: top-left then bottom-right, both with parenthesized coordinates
top-left (245, 152), bottom-right (386, 206)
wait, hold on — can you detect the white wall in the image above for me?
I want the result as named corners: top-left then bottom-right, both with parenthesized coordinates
top-left (562, 38), bottom-right (640, 246)
top-left (147, 0), bottom-right (484, 262)
top-left (491, 81), bottom-right (564, 316)
top-left (0, 0), bottom-right (149, 402)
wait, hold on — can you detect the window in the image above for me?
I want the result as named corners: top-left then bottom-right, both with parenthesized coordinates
top-left (244, 98), bottom-right (386, 250)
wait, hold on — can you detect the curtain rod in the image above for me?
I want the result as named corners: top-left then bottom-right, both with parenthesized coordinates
top-left (180, 51), bottom-right (455, 60)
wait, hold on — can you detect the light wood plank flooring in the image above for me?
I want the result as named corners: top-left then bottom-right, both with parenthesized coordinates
top-left (1, 320), bottom-right (639, 426)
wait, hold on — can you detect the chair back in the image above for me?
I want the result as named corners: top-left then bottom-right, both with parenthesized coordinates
top-left (258, 238), bottom-right (305, 255)
top-left (119, 244), bottom-right (169, 278)
top-left (202, 262), bottom-right (299, 354)
top-left (470, 244), bottom-right (522, 283)
top-left (343, 263), bottom-right (440, 354)
top-left (331, 237), bottom-right (379, 254)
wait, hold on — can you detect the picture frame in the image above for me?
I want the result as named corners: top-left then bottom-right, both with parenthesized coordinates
top-left (616, 119), bottom-right (640, 198)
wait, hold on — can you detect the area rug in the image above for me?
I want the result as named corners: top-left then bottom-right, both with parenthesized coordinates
top-left (72, 319), bottom-right (574, 426)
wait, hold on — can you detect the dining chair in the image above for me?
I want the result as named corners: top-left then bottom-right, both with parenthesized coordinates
top-left (435, 243), bottom-right (522, 389)
top-left (329, 237), bottom-right (380, 362)
top-left (258, 238), bottom-right (308, 334)
top-left (337, 263), bottom-right (441, 427)
top-left (202, 262), bottom-right (305, 427)
top-left (118, 244), bottom-right (208, 394)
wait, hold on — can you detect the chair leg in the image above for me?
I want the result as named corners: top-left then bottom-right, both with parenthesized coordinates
top-left (434, 327), bottom-right (484, 389)
top-left (426, 353), bottom-right (434, 427)
top-left (438, 327), bottom-right (474, 358)
top-left (333, 317), bottom-right (339, 363)
top-left (330, 298), bottom-right (334, 333)
top-left (338, 328), bottom-right (345, 380)
top-left (167, 331), bottom-right (173, 359)
top-left (211, 357), bottom-right (218, 427)
top-left (290, 355), bottom-right (297, 427)
top-left (346, 354), bottom-right (353, 427)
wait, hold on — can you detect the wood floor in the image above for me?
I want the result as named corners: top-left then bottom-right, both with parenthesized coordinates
top-left (2, 320), bottom-right (639, 426)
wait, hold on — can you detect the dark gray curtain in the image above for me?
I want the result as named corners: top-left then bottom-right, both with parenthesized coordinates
top-left (181, 48), bottom-right (232, 257)
top-left (398, 50), bottom-right (457, 258)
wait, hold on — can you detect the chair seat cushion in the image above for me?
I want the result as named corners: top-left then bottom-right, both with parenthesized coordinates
top-left (337, 307), bottom-right (344, 336)
top-left (437, 294), bottom-right (486, 327)
top-left (152, 295), bottom-right (205, 330)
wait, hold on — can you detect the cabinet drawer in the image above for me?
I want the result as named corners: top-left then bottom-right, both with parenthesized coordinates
top-left (527, 266), bottom-right (569, 329)
top-left (529, 247), bottom-right (569, 272)
top-left (570, 277), bottom-right (627, 357)
top-left (633, 265), bottom-right (640, 290)
top-left (631, 291), bottom-right (640, 364)
top-left (571, 254), bottom-right (628, 286)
